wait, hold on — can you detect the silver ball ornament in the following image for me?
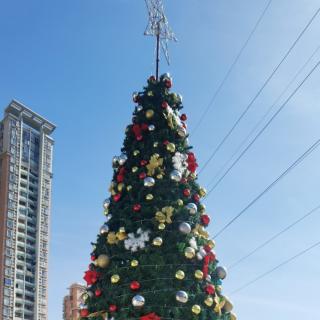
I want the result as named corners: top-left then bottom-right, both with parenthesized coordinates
top-left (132, 295), bottom-right (145, 307)
top-left (179, 222), bottom-right (191, 234)
top-left (100, 224), bottom-right (109, 234)
top-left (137, 106), bottom-right (143, 112)
top-left (79, 303), bottom-right (87, 310)
top-left (144, 177), bottom-right (155, 187)
top-left (170, 169), bottom-right (182, 182)
top-left (112, 156), bottom-right (119, 167)
top-left (216, 266), bottom-right (227, 280)
top-left (148, 124), bottom-right (155, 131)
top-left (175, 291), bottom-right (188, 303)
top-left (185, 203), bottom-right (198, 215)
top-left (118, 154), bottom-right (127, 166)
top-left (103, 199), bottom-right (110, 210)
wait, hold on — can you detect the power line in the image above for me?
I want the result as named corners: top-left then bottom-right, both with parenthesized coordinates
top-left (206, 57), bottom-right (320, 195)
top-left (231, 239), bottom-right (320, 294)
top-left (206, 44), bottom-right (320, 190)
top-left (191, 0), bottom-right (273, 136)
top-left (213, 137), bottom-right (320, 239)
top-left (229, 204), bottom-right (320, 269)
top-left (199, 7), bottom-right (320, 174)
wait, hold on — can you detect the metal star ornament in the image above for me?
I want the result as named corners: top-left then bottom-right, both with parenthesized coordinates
top-left (144, 0), bottom-right (177, 78)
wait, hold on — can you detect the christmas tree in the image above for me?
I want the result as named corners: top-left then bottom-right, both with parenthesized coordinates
top-left (79, 73), bottom-right (236, 320)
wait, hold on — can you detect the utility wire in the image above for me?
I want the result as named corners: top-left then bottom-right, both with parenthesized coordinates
top-left (206, 57), bottom-right (320, 195)
top-left (213, 137), bottom-right (320, 239)
top-left (231, 239), bottom-right (320, 294)
top-left (199, 7), bottom-right (320, 174)
top-left (207, 44), bottom-right (320, 190)
top-left (191, 0), bottom-right (273, 136)
top-left (229, 204), bottom-right (320, 269)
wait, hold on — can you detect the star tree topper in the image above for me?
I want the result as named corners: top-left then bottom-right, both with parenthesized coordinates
top-left (144, 0), bottom-right (177, 78)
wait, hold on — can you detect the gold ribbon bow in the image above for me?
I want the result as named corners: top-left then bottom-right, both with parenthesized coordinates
top-left (192, 224), bottom-right (209, 239)
top-left (147, 154), bottom-right (164, 176)
top-left (214, 294), bottom-right (226, 315)
top-left (155, 206), bottom-right (174, 224)
top-left (107, 228), bottom-right (127, 244)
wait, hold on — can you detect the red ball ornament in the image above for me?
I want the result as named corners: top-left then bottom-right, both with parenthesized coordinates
top-left (140, 160), bottom-right (148, 166)
top-left (139, 172), bottom-right (147, 179)
top-left (183, 189), bottom-right (191, 197)
top-left (113, 194), bottom-right (121, 202)
top-left (137, 135), bottom-right (143, 141)
top-left (95, 289), bottom-right (102, 297)
top-left (90, 255), bottom-right (96, 261)
top-left (162, 101), bottom-right (169, 109)
top-left (204, 245), bottom-right (212, 253)
top-left (109, 304), bottom-right (118, 312)
top-left (130, 281), bottom-right (141, 291)
top-left (163, 140), bottom-right (169, 145)
top-left (180, 114), bottom-right (187, 121)
top-left (133, 204), bottom-right (141, 212)
top-left (205, 284), bottom-right (215, 295)
top-left (193, 194), bottom-right (200, 202)
top-left (201, 214), bottom-right (210, 226)
top-left (148, 75), bottom-right (156, 83)
top-left (141, 123), bottom-right (149, 131)
top-left (180, 178), bottom-right (187, 184)
top-left (164, 79), bottom-right (172, 88)
top-left (80, 309), bottom-right (89, 317)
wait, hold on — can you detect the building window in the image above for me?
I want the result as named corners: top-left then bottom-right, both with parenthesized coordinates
top-left (4, 278), bottom-right (12, 286)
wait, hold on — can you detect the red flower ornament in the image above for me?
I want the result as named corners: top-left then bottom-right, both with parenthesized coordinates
top-left (83, 270), bottom-right (99, 286)
top-left (140, 313), bottom-right (161, 320)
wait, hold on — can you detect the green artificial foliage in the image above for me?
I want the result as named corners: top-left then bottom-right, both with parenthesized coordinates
top-left (80, 75), bottom-right (234, 320)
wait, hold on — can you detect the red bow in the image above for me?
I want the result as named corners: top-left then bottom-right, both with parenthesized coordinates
top-left (83, 270), bottom-right (99, 286)
top-left (202, 251), bottom-right (216, 277)
top-left (132, 124), bottom-right (148, 141)
top-left (187, 152), bottom-right (198, 173)
top-left (140, 313), bottom-right (161, 320)
top-left (117, 167), bottom-right (126, 183)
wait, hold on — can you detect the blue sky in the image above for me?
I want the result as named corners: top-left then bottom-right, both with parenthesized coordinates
top-left (1, 0), bottom-right (320, 319)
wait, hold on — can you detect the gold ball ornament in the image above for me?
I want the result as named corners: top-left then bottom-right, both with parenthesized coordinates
top-left (111, 274), bottom-right (120, 284)
top-left (207, 240), bottom-right (216, 249)
top-left (199, 203), bottom-right (206, 213)
top-left (117, 183), bottom-right (124, 192)
top-left (177, 199), bottom-right (184, 206)
top-left (184, 247), bottom-right (196, 259)
top-left (127, 185), bottom-right (132, 192)
top-left (189, 172), bottom-right (197, 180)
top-left (199, 187), bottom-right (207, 197)
top-left (153, 237), bottom-right (163, 246)
top-left (132, 166), bottom-right (138, 173)
top-left (175, 270), bottom-right (185, 280)
top-left (156, 174), bottom-right (163, 179)
top-left (194, 270), bottom-right (204, 280)
top-left (204, 296), bottom-right (214, 307)
top-left (147, 91), bottom-right (153, 97)
top-left (146, 194), bottom-right (154, 200)
top-left (145, 109), bottom-right (155, 119)
top-left (95, 254), bottom-right (110, 268)
top-left (222, 296), bottom-right (234, 312)
top-left (230, 312), bottom-right (237, 320)
top-left (133, 150), bottom-right (140, 156)
top-left (166, 143), bottom-right (176, 153)
top-left (131, 260), bottom-right (139, 267)
top-left (192, 305), bottom-right (201, 315)
top-left (158, 223), bottom-right (166, 230)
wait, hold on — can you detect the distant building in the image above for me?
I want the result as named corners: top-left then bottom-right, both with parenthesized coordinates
top-left (63, 283), bottom-right (86, 320)
top-left (0, 100), bottom-right (56, 320)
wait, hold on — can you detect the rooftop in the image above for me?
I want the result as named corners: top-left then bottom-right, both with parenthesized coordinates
top-left (5, 99), bottom-right (56, 135)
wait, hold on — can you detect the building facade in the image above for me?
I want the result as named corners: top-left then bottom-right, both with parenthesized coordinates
top-left (63, 283), bottom-right (86, 320)
top-left (0, 100), bottom-right (55, 320)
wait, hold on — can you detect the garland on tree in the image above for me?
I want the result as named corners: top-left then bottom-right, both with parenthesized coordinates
top-left (79, 74), bottom-right (236, 320)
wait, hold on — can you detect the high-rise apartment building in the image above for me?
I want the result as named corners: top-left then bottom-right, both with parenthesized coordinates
top-left (63, 283), bottom-right (86, 320)
top-left (0, 100), bottom-right (55, 320)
